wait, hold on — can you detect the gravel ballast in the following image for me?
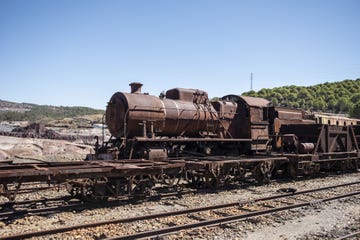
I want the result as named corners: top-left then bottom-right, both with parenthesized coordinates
top-left (0, 172), bottom-right (359, 239)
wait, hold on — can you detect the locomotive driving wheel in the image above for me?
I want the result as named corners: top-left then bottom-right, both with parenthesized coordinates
top-left (252, 160), bottom-right (274, 184)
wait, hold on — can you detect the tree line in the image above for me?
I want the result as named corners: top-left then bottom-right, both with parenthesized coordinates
top-left (242, 78), bottom-right (360, 118)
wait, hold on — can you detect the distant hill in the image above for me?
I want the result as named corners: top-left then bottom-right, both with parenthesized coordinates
top-left (0, 99), bottom-right (104, 122)
top-left (0, 100), bottom-right (36, 112)
top-left (242, 78), bottom-right (360, 118)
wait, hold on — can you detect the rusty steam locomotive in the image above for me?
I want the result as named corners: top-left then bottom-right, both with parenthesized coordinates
top-left (94, 82), bottom-right (360, 163)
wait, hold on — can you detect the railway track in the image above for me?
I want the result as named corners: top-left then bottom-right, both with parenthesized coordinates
top-left (0, 173), bottom-right (348, 221)
top-left (2, 180), bottom-right (359, 240)
top-left (0, 187), bottom-right (198, 221)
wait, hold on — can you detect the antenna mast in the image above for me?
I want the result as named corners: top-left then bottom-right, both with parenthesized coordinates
top-left (250, 72), bottom-right (253, 91)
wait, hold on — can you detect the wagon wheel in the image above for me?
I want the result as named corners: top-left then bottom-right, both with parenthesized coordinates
top-left (67, 178), bottom-right (108, 201)
top-left (204, 175), bottom-right (219, 188)
top-left (207, 168), bottom-right (223, 188)
top-left (80, 179), bottom-right (97, 201)
top-left (128, 175), bottom-right (155, 196)
top-left (186, 171), bottom-right (204, 187)
top-left (253, 160), bottom-right (274, 184)
top-left (1, 183), bottom-right (22, 201)
top-left (349, 159), bottom-right (359, 171)
top-left (339, 159), bottom-right (357, 171)
top-left (235, 166), bottom-right (246, 181)
top-left (160, 167), bottom-right (183, 187)
top-left (215, 167), bottom-right (233, 186)
top-left (302, 162), bottom-right (315, 175)
top-left (285, 163), bottom-right (298, 178)
top-left (110, 177), bottom-right (129, 196)
top-left (162, 173), bottom-right (182, 187)
top-left (186, 170), bottom-right (218, 188)
top-left (66, 181), bottom-right (81, 198)
top-left (66, 179), bottom-right (95, 201)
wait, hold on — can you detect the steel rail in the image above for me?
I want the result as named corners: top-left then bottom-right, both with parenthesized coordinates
top-left (335, 231), bottom-right (360, 240)
top-left (1, 180), bottom-right (359, 240)
top-left (0, 194), bottom-right (69, 207)
top-left (0, 196), bottom-right (74, 219)
top-left (0, 201), bottom-right (87, 220)
top-left (107, 191), bottom-right (360, 240)
top-left (16, 186), bottom-right (54, 194)
top-left (0, 190), bottom-right (197, 220)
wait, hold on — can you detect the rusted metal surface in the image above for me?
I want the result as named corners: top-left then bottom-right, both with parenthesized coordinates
top-left (165, 88), bottom-right (209, 103)
top-left (0, 155), bottom-right (289, 200)
top-left (352, 125), bottom-right (360, 147)
top-left (220, 95), bottom-right (270, 151)
top-left (0, 153), bottom-right (359, 201)
top-left (129, 82), bottom-right (143, 94)
top-left (106, 84), bottom-right (219, 139)
top-left (184, 156), bottom-right (288, 186)
top-left (298, 142), bottom-right (315, 154)
top-left (0, 160), bottom-right (186, 200)
top-left (265, 106), bottom-right (315, 149)
top-left (0, 165), bottom-right (121, 183)
top-left (280, 124), bottom-right (359, 153)
top-left (266, 106), bottom-right (309, 122)
top-left (222, 95), bottom-right (270, 108)
top-left (211, 100), bottom-right (237, 138)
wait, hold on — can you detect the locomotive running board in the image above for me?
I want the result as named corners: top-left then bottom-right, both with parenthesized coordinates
top-left (129, 137), bottom-right (253, 142)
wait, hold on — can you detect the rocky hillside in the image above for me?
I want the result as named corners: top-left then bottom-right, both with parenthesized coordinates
top-left (0, 99), bottom-right (104, 122)
top-left (0, 100), bottom-right (35, 112)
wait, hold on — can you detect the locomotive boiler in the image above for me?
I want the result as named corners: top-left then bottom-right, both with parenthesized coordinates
top-left (106, 82), bottom-right (218, 138)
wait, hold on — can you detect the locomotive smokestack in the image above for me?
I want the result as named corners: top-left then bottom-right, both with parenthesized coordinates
top-left (129, 82), bottom-right (143, 94)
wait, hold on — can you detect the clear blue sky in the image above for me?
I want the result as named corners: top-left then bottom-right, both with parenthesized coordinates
top-left (1, 0), bottom-right (359, 109)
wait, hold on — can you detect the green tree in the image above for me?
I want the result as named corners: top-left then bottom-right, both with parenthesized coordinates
top-left (272, 98), bottom-right (279, 106)
top-left (241, 78), bottom-right (360, 114)
top-left (350, 101), bottom-right (360, 118)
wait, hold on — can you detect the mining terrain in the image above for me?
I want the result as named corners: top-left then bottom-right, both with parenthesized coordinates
top-left (0, 116), bottom-right (109, 162)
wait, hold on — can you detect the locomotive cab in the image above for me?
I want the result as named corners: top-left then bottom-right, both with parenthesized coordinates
top-left (221, 95), bottom-right (270, 152)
